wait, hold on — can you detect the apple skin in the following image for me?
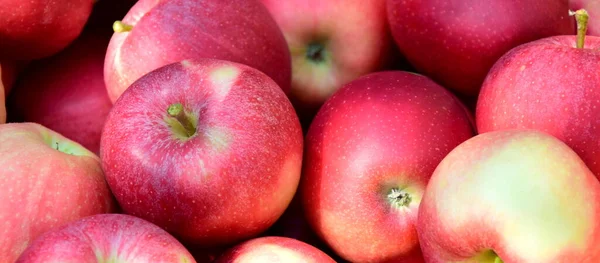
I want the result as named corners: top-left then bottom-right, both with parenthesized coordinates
top-left (259, 0), bottom-right (394, 117)
top-left (418, 129), bottom-right (600, 262)
top-left (215, 236), bottom-right (336, 263)
top-left (0, 0), bottom-right (94, 60)
top-left (0, 123), bottom-right (116, 263)
top-left (570, 0), bottom-right (600, 36)
top-left (15, 214), bottom-right (197, 263)
top-left (476, 35), bottom-right (600, 178)
top-left (104, 0), bottom-right (291, 103)
top-left (100, 59), bottom-right (303, 248)
top-left (301, 71), bottom-right (475, 263)
top-left (386, 0), bottom-right (574, 96)
top-left (7, 33), bottom-right (113, 154)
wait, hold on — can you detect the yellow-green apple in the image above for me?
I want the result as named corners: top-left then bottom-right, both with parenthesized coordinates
top-left (0, 0), bottom-right (94, 60)
top-left (571, 0), bottom-right (599, 35)
top-left (418, 129), bottom-right (600, 262)
top-left (259, 0), bottom-right (394, 122)
top-left (8, 32), bottom-right (112, 154)
top-left (476, 10), bottom-right (600, 178)
top-left (15, 214), bottom-right (196, 263)
top-left (104, 0), bottom-right (291, 103)
top-left (301, 71), bottom-right (475, 263)
top-left (387, 0), bottom-right (574, 96)
top-left (215, 236), bottom-right (336, 263)
top-left (0, 123), bottom-right (116, 263)
top-left (100, 59), bottom-right (303, 248)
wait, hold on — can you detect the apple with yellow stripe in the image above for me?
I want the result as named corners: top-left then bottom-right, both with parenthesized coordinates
top-left (216, 236), bottom-right (335, 263)
top-left (417, 129), bottom-right (600, 262)
top-left (100, 59), bottom-right (303, 248)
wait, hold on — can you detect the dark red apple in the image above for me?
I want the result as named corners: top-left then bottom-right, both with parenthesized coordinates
top-left (0, 0), bottom-right (94, 60)
top-left (216, 236), bottom-right (336, 263)
top-left (8, 32), bottom-right (112, 154)
top-left (100, 59), bottom-right (303, 248)
top-left (16, 214), bottom-right (197, 263)
top-left (104, 0), bottom-right (291, 103)
top-left (302, 71), bottom-right (475, 263)
top-left (387, 0), bottom-right (574, 96)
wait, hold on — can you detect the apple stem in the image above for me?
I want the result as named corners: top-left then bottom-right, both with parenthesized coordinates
top-left (387, 188), bottom-right (412, 208)
top-left (167, 103), bottom-right (197, 137)
top-left (570, 9), bottom-right (589, 49)
top-left (113, 21), bottom-right (133, 33)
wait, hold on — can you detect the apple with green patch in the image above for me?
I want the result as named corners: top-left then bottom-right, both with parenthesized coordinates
top-left (15, 214), bottom-right (196, 263)
top-left (216, 236), bottom-right (336, 263)
top-left (100, 59), bottom-right (303, 248)
top-left (0, 123), bottom-right (116, 263)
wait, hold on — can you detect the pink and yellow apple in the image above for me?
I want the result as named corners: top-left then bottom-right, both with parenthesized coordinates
top-left (215, 236), bottom-right (336, 263)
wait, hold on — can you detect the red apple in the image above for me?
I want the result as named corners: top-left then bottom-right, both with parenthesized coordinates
top-left (302, 71), bottom-right (475, 263)
top-left (100, 59), bottom-right (303, 248)
top-left (570, 0), bottom-right (600, 36)
top-left (104, 0), bottom-right (291, 103)
top-left (15, 214), bottom-right (196, 263)
top-left (476, 11), bottom-right (600, 178)
top-left (8, 32), bottom-right (112, 154)
top-left (0, 0), bottom-right (94, 60)
top-left (0, 123), bottom-right (116, 263)
top-left (259, 0), bottom-right (394, 119)
top-left (387, 0), bottom-right (574, 96)
top-left (215, 236), bottom-right (336, 263)
top-left (418, 129), bottom-right (600, 262)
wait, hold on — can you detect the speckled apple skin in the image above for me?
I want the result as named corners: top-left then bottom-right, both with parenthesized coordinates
top-left (387, 0), bottom-right (574, 96)
top-left (104, 0), bottom-right (291, 103)
top-left (301, 71), bottom-right (475, 263)
top-left (216, 236), bottom-right (336, 263)
top-left (100, 59), bottom-right (303, 248)
top-left (477, 36), bottom-right (600, 178)
top-left (0, 123), bottom-right (116, 263)
top-left (15, 214), bottom-right (196, 263)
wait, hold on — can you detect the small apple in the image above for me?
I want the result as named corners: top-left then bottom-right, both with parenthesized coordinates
top-left (0, 123), bottom-right (116, 263)
top-left (302, 71), bottom-right (475, 262)
top-left (418, 129), bottom-right (600, 262)
top-left (100, 59), bottom-right (303, 248)
top-left (8, 32), bottom-right (113, 154)
top-left (0, 0), bottom-right (94, 60)
top-left (215, 236), bottom-right (336, 263)
top-left (15, 214), bottom-right (196, 263)
top-left (387, 0), bottom-right (574, 96)
top-left (104, 0), bottom-right (291, 103)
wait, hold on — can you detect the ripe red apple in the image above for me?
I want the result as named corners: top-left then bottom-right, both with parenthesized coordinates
top-left (0, 123), bottom-right (116, 263)
top-left (0, 0), bottom-right (94, 60)
top-left (15, 214), bottom-right (196, 263)
top-left (571, 0), bottom-right (599, 36)
top-left (104, 0), bottom-right (291, 103)
top-left (418, 129), bottom-right (600, 262)
top-left (215, 236), bottom-right (336, 263)
top-left (387, 0), bottom-right (574, 96)
top-left (302, 71), bottom-right (475, 263)
top-left (476, 10), bottom-right (600, 178)
top-left (259, 0), bottom-right (394, 118)
top-left (100, 59), bottom-right (303, 248)
top-left (8, 32), bottom-right (113, 154)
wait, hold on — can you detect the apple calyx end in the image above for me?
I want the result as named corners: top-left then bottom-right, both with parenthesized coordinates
top-left (387, 188), bottom-right (412, 209)
top-left (569, 9), bottom-right (589, 49)
top-left (306, 42), bottom-right (327, 63)
top-left (113, 20), bottom-right (133, 33)
top-left (167, 103), bottom-right (197, 139)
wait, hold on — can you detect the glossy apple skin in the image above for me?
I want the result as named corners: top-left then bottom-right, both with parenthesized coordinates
top-left (104, 0), bottom-right (291, 103)
top-left (476, 36), bottom-right (600, 178)
top-left (0, 0), bottom-right (94, 60)
top-left (418, 130), bottom-right (600, 262)
top-left (100, 59), bottom-right (303, 248)
top-left (216, 236), bottom-right (336, 263)
top-left (302, 71), bottom-right (475, 263)
top-left (8, 33), bottom-right (112, 154)
top-left (260, 0), bottom-right (393, 113)
top-left (570, 0), bottom-right (599, 36)
top-left (387, 0), bottom-right (574, 96)
top-left (15, 214), bottom-right (196, 263)
top-left (0, 123), bottom-right (116, 263)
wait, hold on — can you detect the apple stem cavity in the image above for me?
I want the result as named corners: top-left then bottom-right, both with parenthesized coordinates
top-left (569, 9), bottom-right (589, 49)
top-left (167, 103), bottom-right (197, 138)
top-left (306, 43), bottom-right (326, 63)
top-left (387, 188), bottom-right (412, 209)
top-left (113, 21), bottom-right (133, 33)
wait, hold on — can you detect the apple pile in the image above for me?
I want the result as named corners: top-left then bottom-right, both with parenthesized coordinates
top-left (2, 0), bottom-right (600, 262)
